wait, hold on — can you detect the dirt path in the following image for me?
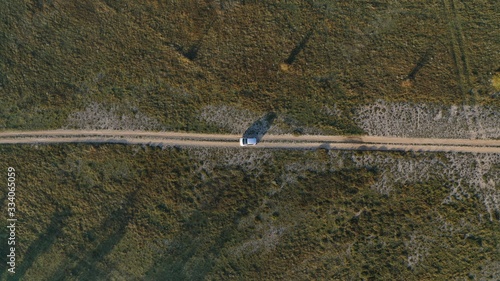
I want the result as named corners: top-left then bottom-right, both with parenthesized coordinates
top-left (0, 130), bottom-right (499, 153)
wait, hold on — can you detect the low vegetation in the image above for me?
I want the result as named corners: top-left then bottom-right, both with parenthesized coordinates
top-left (1, 1), bottom-right (499, 280)
top-left (0, 0), bottom-right (499, 133)
top-left (1, 144), bottom-right (499, 280)
top-left (66, 102), bottom-right (164, 131)
top-left (354, 100), bottom-right (500, 139)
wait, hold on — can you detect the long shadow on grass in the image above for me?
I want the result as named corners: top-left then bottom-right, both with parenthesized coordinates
top-left (406, 47), bottom-right (433, 81)
top-left (243, 112), bottom-right (277, 142)
top-left (48, 189), bottom-right (139, 281)
top-left (2, 207), bottom-right (71, 281)
top-left (143, 210), bottom-right (243, 281)
top-left (143, 209), bottom-right (213, 280)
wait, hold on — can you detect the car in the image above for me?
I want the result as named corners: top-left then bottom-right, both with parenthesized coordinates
top-left (239, 137), bottom-right (257, 146)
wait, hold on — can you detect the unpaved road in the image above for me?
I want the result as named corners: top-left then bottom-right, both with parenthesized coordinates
top-left (0, 130), bottom-right (499, 153)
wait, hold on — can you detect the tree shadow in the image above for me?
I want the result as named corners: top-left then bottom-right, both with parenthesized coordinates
top-left (2, 207), bottom-right (71, 281)
top-left (284, 27), bottom-right (315, 65)
top-left (173, 18), bottom-right (216, 61)
top-left (143, 212), bottom-right (213, 280)
top-left (48, 188), bottom-right (140, 281)
top-left (143, 208), bottom-right (244, 280)
top-left (406, 47), bottom-right (433, 81)
top-left (142, 176), bottom-right (262, 280)
top-left (242, 112), bottom-right (277, 142)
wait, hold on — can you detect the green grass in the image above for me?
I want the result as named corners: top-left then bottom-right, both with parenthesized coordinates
top-left (0, 1), bottom-right (499, 280)
top-left (0, 0), bottom-right (498, 132)
top-left (1, 145), bottom-right (499, 280)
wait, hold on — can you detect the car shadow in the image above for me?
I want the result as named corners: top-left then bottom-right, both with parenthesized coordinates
top-left (319, 143), bottom-right (331, 150)
top-left (242, 112), bottom-right (277, 143)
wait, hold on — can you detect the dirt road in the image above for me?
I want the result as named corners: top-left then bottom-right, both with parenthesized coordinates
top-left (0, 130), bottom-right (499, 153)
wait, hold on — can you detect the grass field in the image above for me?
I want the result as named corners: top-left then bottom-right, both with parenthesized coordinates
top-left (1, 144), bottom-right (499, 280)
top-left (0, 0), bottom-right (498, 133)
top-left (1, 1), bottom-right (499, 280)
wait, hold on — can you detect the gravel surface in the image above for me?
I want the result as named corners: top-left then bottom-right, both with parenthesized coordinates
top-left (0, 130), bottom-right (499, 153)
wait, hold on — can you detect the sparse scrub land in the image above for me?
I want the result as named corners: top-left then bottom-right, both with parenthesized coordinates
top-left (66, 102), bottom-right (164, 131)
top-left (405, 233), bottom-right (431, 270)
top-left (465, 260), bottom-right (500, 281)
top-left (199, 105), bottom-right (259, 134)
top-left (1, 0), bottom-right (499, 133)
top-left (348, 151), bottom-right (500, 221)
top-left (1, 0), bottom-right (500, 280)
top-left (199, 104), bottom-right (325, 136)
top-left (2, 145), bottom-right (499, 280)
top-left (191, 147), bottom-right (273, 177)
top-left (355, 100), bottom-right (500, 139)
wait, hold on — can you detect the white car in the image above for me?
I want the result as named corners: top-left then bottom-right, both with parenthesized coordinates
top-left (239, 137), bottom-right (257, 146)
